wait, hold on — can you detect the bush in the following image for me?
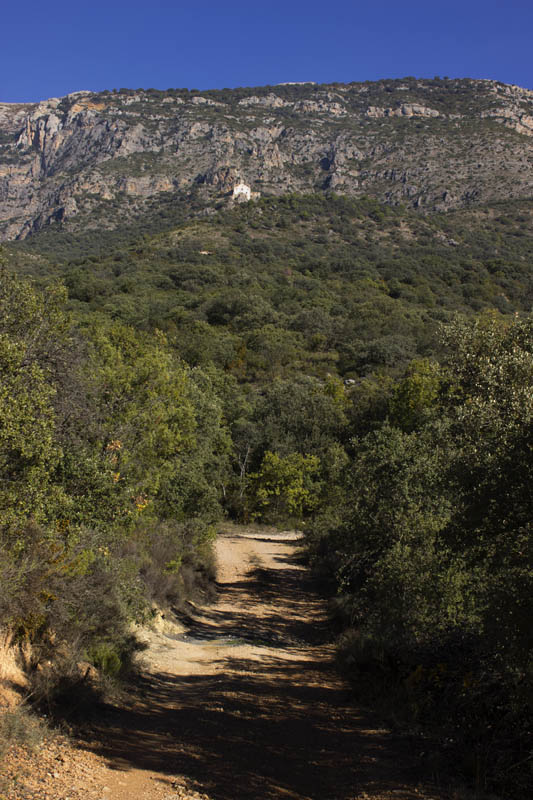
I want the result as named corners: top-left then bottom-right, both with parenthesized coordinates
top-left (123, 520), bottom-right (217, 608)
top-left (308, 314), bottom-right (533, 796)
top-left (0, 706), bottom-right (47, 758)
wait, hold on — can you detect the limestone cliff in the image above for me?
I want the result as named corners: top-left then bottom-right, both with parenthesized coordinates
top-left (1, 77), bottom-right (532, 240)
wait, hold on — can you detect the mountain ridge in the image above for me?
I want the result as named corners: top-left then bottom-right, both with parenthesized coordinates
top-left (1, 76), bottom-right (533, 241)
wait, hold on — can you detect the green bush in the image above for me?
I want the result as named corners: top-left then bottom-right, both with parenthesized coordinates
top-left (309, 314), bottom-right (533, 796)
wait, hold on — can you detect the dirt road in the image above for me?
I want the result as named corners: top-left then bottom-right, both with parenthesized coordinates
top-left (73, 525), bottom-right (448, 800)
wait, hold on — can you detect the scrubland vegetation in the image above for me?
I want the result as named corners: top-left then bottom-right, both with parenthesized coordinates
top-left (0, 266), bottom-right (226, 706)
top-left (1, 194), bottom-right (533, 795)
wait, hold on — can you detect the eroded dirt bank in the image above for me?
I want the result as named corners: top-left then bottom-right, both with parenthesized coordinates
top-left (76, 526), bottom-right (447, 800)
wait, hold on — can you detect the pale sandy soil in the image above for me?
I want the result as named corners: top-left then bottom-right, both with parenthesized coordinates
top-left (1, 526), bottom-right (455, 800)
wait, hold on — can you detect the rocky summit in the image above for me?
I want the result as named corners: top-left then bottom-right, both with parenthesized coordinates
top-left (1, 76), bottom-right (533, 240)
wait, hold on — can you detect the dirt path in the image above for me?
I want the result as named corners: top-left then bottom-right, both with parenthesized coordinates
top-left (66, 525), bottom-right (449, 800)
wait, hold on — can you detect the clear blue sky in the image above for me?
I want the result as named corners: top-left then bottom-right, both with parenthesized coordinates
top-left (2, 0), bottom-right (532, 102)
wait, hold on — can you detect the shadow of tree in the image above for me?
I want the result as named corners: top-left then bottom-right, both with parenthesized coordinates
top-left (170, 564), bottom-right (330, 649)
top-left (82, 544), bottom-right (430, 799)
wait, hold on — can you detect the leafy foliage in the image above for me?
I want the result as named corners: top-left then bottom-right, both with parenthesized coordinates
top-left (308, 315), bottom-right (533, 795)
top-left (0, 268), bottom-right (229, 705)
top-left (250, 451), bottom-right (321, 523)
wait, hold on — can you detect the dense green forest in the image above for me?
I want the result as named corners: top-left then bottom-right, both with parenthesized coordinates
top-left (2, 193), bottom-right (533, 795)
top-left (9, 195), bottom-right (533, 381)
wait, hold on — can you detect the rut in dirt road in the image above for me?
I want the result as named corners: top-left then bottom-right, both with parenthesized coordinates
top-left (86, 529), bottom-right (443, 800)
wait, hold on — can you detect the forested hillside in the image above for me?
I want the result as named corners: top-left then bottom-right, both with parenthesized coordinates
top-left (2, 184), bottom-right (533, 795)
top-left (8, 194), bottom-right (533, 380)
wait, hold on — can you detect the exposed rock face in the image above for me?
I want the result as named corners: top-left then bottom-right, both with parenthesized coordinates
top-left (481, 108), bottom-right (533, 136)
top-left (366, 103), bottom-right (441, 118)
top-left (1, 77), bottom-right (533, 240)
top-left (238, 94), bottom-right (290, 109)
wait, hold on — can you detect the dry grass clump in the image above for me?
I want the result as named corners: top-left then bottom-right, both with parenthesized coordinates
top-left (0, 705), bottom-right (47, 758)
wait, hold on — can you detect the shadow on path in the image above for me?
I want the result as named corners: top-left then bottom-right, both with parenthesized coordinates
top-left (84, 545), bottom-right (432, 800)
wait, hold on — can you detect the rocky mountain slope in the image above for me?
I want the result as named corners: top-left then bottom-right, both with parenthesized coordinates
top-left (1, 77), bottom-right (533, 240)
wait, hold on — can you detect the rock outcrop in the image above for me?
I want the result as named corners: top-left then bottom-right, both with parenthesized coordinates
top-left (366, 103), bottom-right (441, 118)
